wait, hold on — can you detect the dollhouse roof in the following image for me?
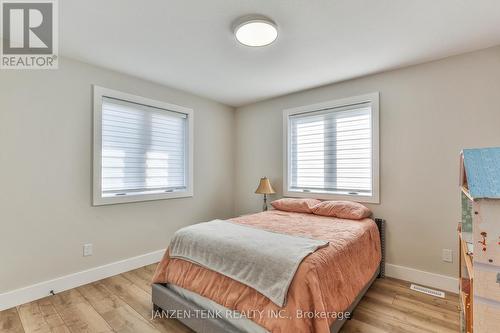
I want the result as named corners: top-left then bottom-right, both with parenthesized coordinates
top-left (462, 147), bottom-right (500, 199)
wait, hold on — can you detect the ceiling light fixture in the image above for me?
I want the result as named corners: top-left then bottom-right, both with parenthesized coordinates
top-left (233, 15), bottom-right (278, 47)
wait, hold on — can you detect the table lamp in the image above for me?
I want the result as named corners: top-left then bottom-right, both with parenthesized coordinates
top-left (255, 177), bottom-right (275, 211)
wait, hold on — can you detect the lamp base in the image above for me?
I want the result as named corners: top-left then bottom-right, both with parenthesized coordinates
top-left (263, 194), bottom-right (268, 211)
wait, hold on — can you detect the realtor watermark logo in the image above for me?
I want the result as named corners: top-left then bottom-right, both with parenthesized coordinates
top-left (1, 0), bottom-right (58, 69)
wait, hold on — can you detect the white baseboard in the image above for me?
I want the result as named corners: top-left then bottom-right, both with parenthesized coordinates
top-left (0, 253), bottom-right (459, 311)
top-left (385, 263), bottom-right (459, 293)
top-left (0, 249), bottom-right (165, 311)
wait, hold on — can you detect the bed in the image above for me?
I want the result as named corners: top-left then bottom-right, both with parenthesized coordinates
top-left (152, 209), bottom-right (385, 333)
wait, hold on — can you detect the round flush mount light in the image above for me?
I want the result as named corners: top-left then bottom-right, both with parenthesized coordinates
top-left (233, 15), bottom-right (278, 47)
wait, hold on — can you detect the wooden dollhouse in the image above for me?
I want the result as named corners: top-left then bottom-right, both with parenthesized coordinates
top-left (459, 147), bottom-right (500, 332)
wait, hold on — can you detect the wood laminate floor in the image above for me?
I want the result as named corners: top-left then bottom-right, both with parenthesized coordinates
top-left (0, 264), bottom-right (460, 333)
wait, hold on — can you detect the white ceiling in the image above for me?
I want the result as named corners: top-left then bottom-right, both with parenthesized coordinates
top-left (61, 0), bottom-right (500, 107)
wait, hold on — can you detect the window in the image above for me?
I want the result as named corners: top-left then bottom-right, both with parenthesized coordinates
top-left (283, 93), bottom-right (379, 203)
top-left (93, 86), bottom-right (193, 205)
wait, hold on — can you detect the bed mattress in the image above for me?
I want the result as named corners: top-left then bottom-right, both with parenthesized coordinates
top-left (153, 210), bottom-right (381, 333)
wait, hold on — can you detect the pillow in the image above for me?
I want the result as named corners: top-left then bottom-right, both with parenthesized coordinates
top-left (311, 201), bottom-right (371, 220)
top-left (271, 198), bottom-right (321, 213)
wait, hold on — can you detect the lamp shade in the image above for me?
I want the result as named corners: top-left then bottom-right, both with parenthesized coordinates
top-left (255, 177), bottom-right (275, 194)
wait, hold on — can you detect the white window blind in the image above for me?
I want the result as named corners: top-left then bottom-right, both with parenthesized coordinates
top-left (288, 102), bottom-right (373, 197)
top-left (100, 96), bottom-right (187, 198)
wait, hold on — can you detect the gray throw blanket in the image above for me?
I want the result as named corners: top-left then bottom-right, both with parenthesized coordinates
top-left (169, 220), bottom-right (328, 307)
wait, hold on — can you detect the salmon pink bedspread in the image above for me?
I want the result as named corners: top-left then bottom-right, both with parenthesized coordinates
top-left (152, 210), bottom-right (381, 333)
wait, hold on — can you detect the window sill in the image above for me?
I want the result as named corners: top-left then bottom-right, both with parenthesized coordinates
top-left (284, 189), bottom-right (379, 204)
top-left (93, 190), bottom-right (193, 206)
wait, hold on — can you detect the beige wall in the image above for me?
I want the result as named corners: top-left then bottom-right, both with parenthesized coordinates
top-left (234, 46), bottom-right (500, 277)
top-left (0, 58), bottom-right (235, 292)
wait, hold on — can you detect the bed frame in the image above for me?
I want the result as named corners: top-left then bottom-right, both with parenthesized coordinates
top-left (152, 218), bottom-right (385, 333)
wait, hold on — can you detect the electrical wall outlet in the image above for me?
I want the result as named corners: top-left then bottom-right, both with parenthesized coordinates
top-left (83, 243), bottom-right (93, 257)
top-left (442, 249), bottom-right (453, 263)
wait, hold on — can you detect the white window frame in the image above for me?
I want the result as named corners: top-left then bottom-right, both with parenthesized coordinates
top-left (92, 85), bottom-right (194, 205)
top-left (283, 92), bottom-right (380, 204)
